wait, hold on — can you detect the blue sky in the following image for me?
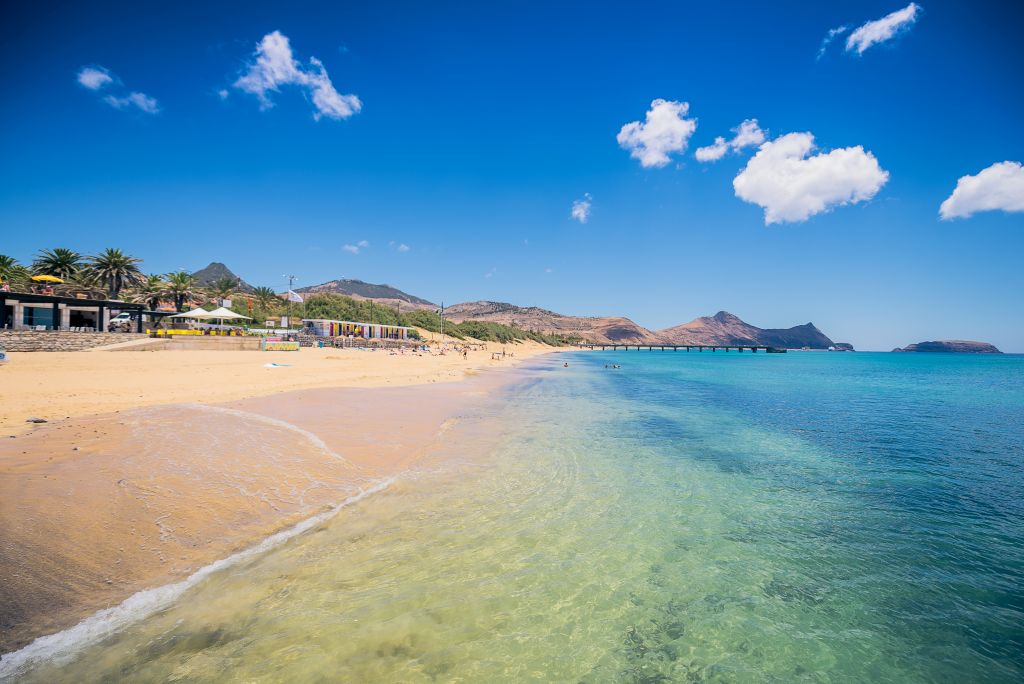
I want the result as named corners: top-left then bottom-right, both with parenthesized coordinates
top-left (2, 1), bottom-right (1022, 350)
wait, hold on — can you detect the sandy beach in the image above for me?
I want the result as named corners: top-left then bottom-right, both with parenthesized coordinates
top-left (0, 341), bottom-right (557, 436)
top-left (0, 342), bottom-right (558, 654)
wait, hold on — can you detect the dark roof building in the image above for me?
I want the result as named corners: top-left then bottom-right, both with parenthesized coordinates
top-left (1, 291), bottom-right (146, 332)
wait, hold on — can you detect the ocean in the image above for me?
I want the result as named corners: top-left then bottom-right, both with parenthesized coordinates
top-left (9, 351), bottom-right (1024, 682)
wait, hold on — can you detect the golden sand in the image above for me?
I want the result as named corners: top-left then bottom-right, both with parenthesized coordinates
top-left (0, 341), bottom-right (555, 436)
top-left (0, 342), bottom-right (557, 652)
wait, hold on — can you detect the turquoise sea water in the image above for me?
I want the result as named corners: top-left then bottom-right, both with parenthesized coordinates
top-left (13, 351), bottom-right (1024, 682)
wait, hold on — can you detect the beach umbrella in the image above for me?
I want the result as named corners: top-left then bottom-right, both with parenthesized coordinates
top-left (168, 307), bottom-right (213, 319)
top-left (206, 307), bottom-right (251, 328)
top-left (31, 274), bottom-right (64, 283)
top-left (206, 307), bottom-right (250, 320)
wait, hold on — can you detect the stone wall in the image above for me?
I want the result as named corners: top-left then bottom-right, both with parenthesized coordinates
top-left (0, 331), bottom-right (149, 352)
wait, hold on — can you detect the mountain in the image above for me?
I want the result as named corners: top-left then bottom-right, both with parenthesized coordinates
top-left (191, 262), bottom-right (254, 293)
top-left (657, 311), bottom-right (837, 349)
top-left (892, 340), bottom-right (1001, 353)
top-left (446, 304), bottom-right (842, 349)
top-left (293, 279), bottom-right (437, 310)
top-left (444, 301), bottom-right (660, 344)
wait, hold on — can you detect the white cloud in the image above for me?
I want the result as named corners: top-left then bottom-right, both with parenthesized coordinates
top-left (939, 161), bottom-right (1024, 220)
top-left (234, 30), bottom-right (361, 121)
top-left (846, 3), bottom-right (921, 55)
top-left (397, 243), bottom-right (410, 252)
top-left (104, 92), bottom-right (160, 114)
top-left (817, 25), bottom-right (849, 59)
top-left (695, 137), bottom-right (728, 162)
top-left (217, 89), bottom-right (229, 100)
top-left (77, 66), bottom-right (113, 90)
top-left (77, 65), bottom-right (159, 114)
top-left (544, 267), bottom-right (553, 274)
top-left (733, 132), bottom-right (889, 224)
top-left (571, 193), bottom-right (592, 223)
top-left (695, 119), bottom-right (765, 163)
top-left (343, 239), bottom-right (370, 254)
top-left (731, 119), bottom-right (766, 150)
top-left (484, 267), bottom-right (496, 279)
top-left (617, 99), bottom-right (697, 168)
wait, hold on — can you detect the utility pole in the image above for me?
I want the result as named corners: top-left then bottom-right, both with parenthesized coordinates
top-left (283, 274), bottom-right (297, 328)
top-left (439, 301), bottom-right (444, 342)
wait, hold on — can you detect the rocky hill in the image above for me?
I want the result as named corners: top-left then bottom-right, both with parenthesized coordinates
top-left (191, 262), bottom-right (254, 292)
top-left (444, 303), bottom-right (840, 349)
top-left (892, 340), bottom-right (1001, 353)
top-left (293, 279), bottom-right (437, 310)
top-left (658, 311), bottom-right (837, 349)
top-left (444, 301), bottom-right (660, 345)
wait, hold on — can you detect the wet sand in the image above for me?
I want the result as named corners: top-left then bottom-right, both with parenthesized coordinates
top-left (0, 365), bottom-right (536, 654)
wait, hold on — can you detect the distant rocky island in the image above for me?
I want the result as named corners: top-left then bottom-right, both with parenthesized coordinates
top-left (892, 340), bottom-right (1001, 354)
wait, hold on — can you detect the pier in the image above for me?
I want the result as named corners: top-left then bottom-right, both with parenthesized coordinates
top-left (577, 343), bottom-right (786, 353)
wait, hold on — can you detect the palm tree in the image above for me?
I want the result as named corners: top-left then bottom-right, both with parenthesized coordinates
top-left (252, 286), bottom-right (280, 312)
top-left (32, 248), bottom-right (83, 281)
top-left (0, 255), bottom-right (30, 292)
top-left (86, 248), bottom-right (144, 299)
top-left (0, 255), bottom-right (17, 281)
top-left (164, 271), bottom-right (199, 312)
top-left (130, 274), bottom-right (166, 311)
top-left (66, 268), bottom-right (107, 298)
top-left (210, 277), bottom-right (237, 306)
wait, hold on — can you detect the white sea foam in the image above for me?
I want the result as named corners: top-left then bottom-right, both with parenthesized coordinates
top-left (180, 403), bottom-right (358, 468)
top-left (0, 478), bottom-right (394, 681)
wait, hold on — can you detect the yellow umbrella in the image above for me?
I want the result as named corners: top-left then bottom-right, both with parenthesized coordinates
top-left (31, 275), bottom-right (64, 283)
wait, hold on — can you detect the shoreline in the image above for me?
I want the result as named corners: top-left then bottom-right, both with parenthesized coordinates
top-left (0, 349), bottom-right (557, 659)
top-left (0, 341), bottom-right (561, 437)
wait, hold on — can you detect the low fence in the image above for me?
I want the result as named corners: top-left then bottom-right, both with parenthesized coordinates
top-left (150, 329), bottom-right (247, 337)
top-left (304, 336), bottom-right (422, 350)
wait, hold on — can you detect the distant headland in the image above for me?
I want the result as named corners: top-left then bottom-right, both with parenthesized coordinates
top-left (892, 340), bottom-right (1002, 354)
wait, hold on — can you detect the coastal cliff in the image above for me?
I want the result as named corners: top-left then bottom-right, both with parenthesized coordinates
top-left (892, 340), bottom-right (1001, 353)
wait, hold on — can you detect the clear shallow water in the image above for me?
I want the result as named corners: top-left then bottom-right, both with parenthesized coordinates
top-left (15, 351), bottom-right (1024, 682)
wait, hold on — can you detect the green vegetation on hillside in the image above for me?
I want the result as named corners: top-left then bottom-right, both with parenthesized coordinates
top-left (1, 250), bottom-right (571, 345)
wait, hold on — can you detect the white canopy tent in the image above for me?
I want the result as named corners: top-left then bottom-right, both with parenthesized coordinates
top-left (206, 307), bottom-right (250, 321)
top-left (168, 307), bottom-right (215, 319)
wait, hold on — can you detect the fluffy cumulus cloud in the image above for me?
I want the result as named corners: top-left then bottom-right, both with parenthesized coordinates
top-left (397, 243), bottom-right (410, 252)
top-left (571, 193), bottom-right (592, 223)
top-left (733, 132), bottom-right (889, 224)
top-left (104, 92), bottom-right (160, 114)
top-left (234, 30), bottom-right (361, 121)
top-left (695, 137), bottom-right (728, 162)
top-left (846, 3), bottom-right (921, 54)
top-left (617, 99), bottom-right (697, 168)
top-left (695, 119), bottom-right (765, 162)
top-left (77, 66), bottom-right (113, 90)
top-left (939, 161), bottom-right (1024, 220)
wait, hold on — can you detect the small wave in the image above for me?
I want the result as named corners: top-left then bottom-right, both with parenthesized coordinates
top-left (180, 403), bottom-right (358, 468)
top-left (0, 478), bottom-right (394, 681)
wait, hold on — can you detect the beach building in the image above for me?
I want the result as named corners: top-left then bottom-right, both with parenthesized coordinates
top-left (301, 318), bottom-right (413, 340)
top-left (1, 291), bottom-right (146, 332)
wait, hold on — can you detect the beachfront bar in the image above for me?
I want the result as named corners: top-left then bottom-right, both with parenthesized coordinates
top-left (301, 318), bottom-right (413, 340)
top-left (1, 291), bottom-right (146, 332)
